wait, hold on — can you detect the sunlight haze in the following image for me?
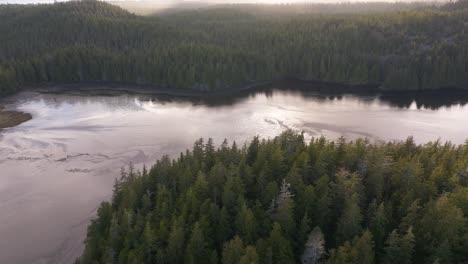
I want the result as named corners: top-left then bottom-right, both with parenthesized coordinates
top-left (0, 0), bottom-right (449, 4)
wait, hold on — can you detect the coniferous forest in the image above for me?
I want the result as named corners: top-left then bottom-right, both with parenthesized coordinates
top-left (76, 131), bottom-right (468, 264)
top-left (1, 1), bottom-right (467, 264)
top-left (1, 0), bottom-right (468, 97)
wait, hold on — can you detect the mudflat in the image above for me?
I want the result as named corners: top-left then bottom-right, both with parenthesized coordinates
top-left (0, 105), bottom-right (32, 129)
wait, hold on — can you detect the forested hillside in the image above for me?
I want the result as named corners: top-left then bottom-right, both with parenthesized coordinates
top-left (1, 0), bottom-right (468, 97)
top-left (76, 131), bottom-right (468, 264)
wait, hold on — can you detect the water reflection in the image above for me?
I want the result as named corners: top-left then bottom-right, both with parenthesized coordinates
top-left (378, 90), bottom-right (468, 110)
top-left (0, 87), bottom-right (467, 264)
top-left (194, 86), bottom-right (468, 110)
top-left (36, 85), bottom-right (468, 111)
top-left (14, 87), bottom-right (468, 145)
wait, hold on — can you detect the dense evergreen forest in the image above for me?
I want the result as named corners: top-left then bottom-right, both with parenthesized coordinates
top-left (1, 0), bottom-right (468, 97)
top-left (76, 131), bottom-right (468, 264)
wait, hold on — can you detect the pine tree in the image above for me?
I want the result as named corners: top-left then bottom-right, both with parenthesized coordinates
top-left (185, 222), bottom-right (208, 264)
top-left (167, 220), bottom-right (185, 263)
top-left (247, 136), bottom-right (260, 166)
top-left (298, 213), bottom-right (311, 254)
top-left (218, 206), bottom-right (233, 244)
top-left (383, 228), bottom-right (414, 264)
top-left (205, 138), bottom-right (216, 171)
top-left (236, 202), bottom-right (257, 244)
top-left (222, 236), bottom-right (246, 264)
top-left (353, 230), bottom-right (375, 264)
top-left (269, 179), bottom-right (295, 238)
top-left (240, 245), bottom-right (259, 264)
top-left (301, 227), bottom-right (325, 264)
top-left (142, 220), bottom-right (155, 262)
top-left (369, 202), bottom-right (388, 254)
top-left (327, 230), bottom-right (374, 264)
top-left (269, 223), bottom-right (295, 264)
top-left (336, 193), bottom-right (362, 245)
top-left (208, 162), bottom-right (227, 205)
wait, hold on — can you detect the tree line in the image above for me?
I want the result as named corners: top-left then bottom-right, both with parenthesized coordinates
top-left (0, 0), bottom-right (468, 97)
top-left (76, 130), bottom-right (468, 264)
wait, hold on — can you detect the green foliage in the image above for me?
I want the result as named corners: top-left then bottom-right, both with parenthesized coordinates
top-left (185, 222), bottom-right (209, 264)
top-left (383, 228), bottom-right (415, 264)
top-left (1, 1), bottom-right (468, 97)
top-left (240, 245), bottom-right (259, 264)
top-left (268, 223), bottom-right (295, 264)
top-left (222, 236), bottom-right (245, 264)
top-left (77, 130), bottom-right (468, 263)
top-left (327, 230), bottom-right (375, 264)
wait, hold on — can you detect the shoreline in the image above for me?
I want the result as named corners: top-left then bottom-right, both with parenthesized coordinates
top-left (28, 78), bottom-right (468, 99)
top-left (0, 105), bottom-right (32, 130)
top-left (28, 78), bottom-right (468, 98)
top-left (1, 78), bottom-right (467, 131)
top-left (31, 79), bottom-right (277, 98)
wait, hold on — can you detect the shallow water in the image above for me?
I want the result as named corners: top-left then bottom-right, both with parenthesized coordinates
top-left (0, 89), bottom-right (467, 264)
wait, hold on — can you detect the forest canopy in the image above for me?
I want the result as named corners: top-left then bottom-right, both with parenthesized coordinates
top-left (1, 0), bottom-right (468, 96)
top-left (76, 131), bottom-right (468, 264)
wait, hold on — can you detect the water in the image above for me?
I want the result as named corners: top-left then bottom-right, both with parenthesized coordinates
top-left (0, 88), bottom-right (467, 264)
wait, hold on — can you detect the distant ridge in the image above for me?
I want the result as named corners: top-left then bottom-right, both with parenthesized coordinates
top-left (0, 0), bottom-right (467, 97)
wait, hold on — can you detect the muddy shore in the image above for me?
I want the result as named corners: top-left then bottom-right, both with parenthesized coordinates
top-left (0, 105), bottom-right (32, 130)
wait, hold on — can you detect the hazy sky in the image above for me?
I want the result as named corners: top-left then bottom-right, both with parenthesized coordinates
top-left (0, 0), bottom-right (445, 4)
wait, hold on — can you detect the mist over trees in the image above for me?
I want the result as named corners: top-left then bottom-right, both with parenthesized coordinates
top-left (76, 131), bottom-right (468, 264)
top-left (0, 0), bottom-right (468, 97)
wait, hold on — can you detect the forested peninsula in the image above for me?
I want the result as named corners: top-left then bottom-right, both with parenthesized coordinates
top-left (76, 131), bottom-right (468, 264)
top-left (1, 0), bottom-right (468, 97)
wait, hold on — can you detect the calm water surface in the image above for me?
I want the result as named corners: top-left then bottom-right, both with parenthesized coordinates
top-left (0, 89), bottom-right (467, 264)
